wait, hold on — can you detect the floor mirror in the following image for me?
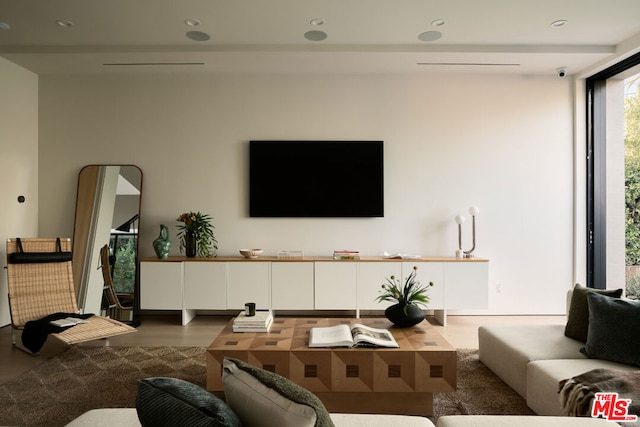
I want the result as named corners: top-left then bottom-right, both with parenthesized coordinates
top-left (72, 165), bottom-right (142, 323)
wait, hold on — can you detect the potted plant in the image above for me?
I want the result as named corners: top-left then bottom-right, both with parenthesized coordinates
top-left (176, 211), bottom-right (218, 258)
top-left (375, 266), bottom-right (433, 327)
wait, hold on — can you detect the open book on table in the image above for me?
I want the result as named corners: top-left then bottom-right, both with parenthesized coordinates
top-left (309, 323), bottom-right (399, 348)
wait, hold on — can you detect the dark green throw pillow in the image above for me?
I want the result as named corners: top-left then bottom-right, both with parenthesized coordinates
top-left (580, 292), bottom-right (640, 366)
top-left (136, 377), bottom-right (243, 427)
top-left (564, 283), bottom-right (623, 342)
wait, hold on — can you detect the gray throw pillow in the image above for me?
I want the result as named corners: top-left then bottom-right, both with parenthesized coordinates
top-left (564, 283), bottom-right (623, 342)
top-left (580, 292), bottom-right (640, 366)
top-left (223, 358), bottom-right (334, 427)
top-left (136, 377), bottom-right (243, 427)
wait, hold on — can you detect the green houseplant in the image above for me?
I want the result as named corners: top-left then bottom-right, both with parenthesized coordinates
top-left (376, 266), bottom-right (433, 327)
top-left (176, 211), bottom-right (218, 258)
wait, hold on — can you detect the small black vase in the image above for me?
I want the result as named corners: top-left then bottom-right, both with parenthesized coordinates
top-left (185, 231), bottom-right (197, 257)
top-left (385, 303), bottom-right (425, 327)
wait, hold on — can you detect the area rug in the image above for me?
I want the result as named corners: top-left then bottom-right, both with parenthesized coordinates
top-left (0, 346), bottom-right (533, 426)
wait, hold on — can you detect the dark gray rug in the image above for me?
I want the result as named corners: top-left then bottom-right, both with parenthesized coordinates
top-left (0, 346), bottom-right (533, 426)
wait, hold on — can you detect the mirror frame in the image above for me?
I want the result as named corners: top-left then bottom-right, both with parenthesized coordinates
top-left (72, 164), bottom-right (142, 323)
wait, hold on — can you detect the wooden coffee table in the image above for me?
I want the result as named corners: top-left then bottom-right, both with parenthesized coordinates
top-left (206, 317), bottom-right (456, 416)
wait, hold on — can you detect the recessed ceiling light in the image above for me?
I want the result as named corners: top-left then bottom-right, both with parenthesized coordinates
top-left (304, 30), bottom-right (327, 41)
top-left (185, 18), bottom-right (201, 26)
top-left (186, 31), bottom-right (210, 42)
top-left (55, 19), bottom-right (73, 28)
top-left (550, 19), bottom-right (568, 28)
top-left (431, 19), bottom-right (446, 27)
top-left (418, 31), bottom-right (442, 42)
top-left (310, 18), bottom-right (325, 26)
top-left (0, 22), bottom-right (11, 30)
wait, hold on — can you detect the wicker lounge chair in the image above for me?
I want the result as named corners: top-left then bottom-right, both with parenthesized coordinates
top-left (6, 237), bottom-right (136, 354)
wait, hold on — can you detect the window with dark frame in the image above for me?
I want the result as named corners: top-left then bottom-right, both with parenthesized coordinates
top-left (587, 52), bottom-right (640, 289)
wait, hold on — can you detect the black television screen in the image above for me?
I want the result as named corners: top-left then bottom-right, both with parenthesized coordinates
top-left (250, 141), bottom-right (384, 217)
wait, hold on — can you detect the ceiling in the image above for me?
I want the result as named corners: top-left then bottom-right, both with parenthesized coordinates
top-left (1, 0), bottom-right (640, 76)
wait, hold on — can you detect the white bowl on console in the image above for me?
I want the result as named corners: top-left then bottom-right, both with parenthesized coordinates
top-left (240, 249), bottom-right (263, 259)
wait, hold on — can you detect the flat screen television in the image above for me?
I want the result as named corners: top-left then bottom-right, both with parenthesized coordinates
top-left (250, 141), bottom-right (384, 217)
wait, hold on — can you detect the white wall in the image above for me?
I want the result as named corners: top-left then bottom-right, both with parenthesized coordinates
top-left (0, 58), bottom-right (39, 327)
top-left (38, 73), bottom-right (574, 314)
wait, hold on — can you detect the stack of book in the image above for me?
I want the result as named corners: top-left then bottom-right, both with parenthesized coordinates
top-left (333, 250), bottom-right (360, 260)
top-left (232, 310), bottom-right (273, 332)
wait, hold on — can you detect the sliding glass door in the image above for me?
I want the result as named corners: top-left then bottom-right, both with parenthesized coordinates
top-left (587, 52), bottom-right (640, 298)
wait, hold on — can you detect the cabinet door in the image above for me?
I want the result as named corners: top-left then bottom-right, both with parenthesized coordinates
top-left (444, 262), bottom-right (488, 309)
top-left (358, 262), bottom-right (402, 310)
top-left (403, 262), bottom-right (445, 310)
top-left (140, 262), bottom-right (183, 310)
top-left (314, 262), bottom-right (357, 310)
top-left (227, 262), bottom-right (270, 310)
top-left (272, 262), bottom-right (314, 310)
top-left (184, 262), bottom-right (227, 310)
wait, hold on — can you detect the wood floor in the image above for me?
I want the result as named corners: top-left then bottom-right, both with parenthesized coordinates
top-left (0, 314), bottom-right (565, 386)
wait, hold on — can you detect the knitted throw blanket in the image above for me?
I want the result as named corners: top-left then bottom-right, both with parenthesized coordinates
top-left (559, 368), bottom-right (640, 417)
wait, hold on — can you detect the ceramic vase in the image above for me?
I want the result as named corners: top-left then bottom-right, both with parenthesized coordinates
top-left (385, 303), bottom-right (425, 327)
top-left (152, 224), bottom-right (171, 259)
top-left (185, 231), bottom-right (197, 257)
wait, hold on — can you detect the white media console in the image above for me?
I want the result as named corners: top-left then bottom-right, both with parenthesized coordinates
top-left (140, 256), bottom-right (489, 325)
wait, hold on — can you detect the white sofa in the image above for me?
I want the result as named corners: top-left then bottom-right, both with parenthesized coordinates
top-left (67, 409), bottom-right (616, 426)
top-left (436, 415), bottom-right (613, 426)
top-left (478, 323), bottom-right (637, 415)
top-left (66, 408), bottom-right (434, 427)
top-left (478, 284), bottom-right (640, 416)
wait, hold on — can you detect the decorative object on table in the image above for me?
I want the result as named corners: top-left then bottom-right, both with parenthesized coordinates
top-left (382, 251), bottom-right (422, 260)
top-left (376, 266), bottom-right (434, 327)
top-left (239, 248), bottom-right (263, 259)
top-left (277, 250), bottom-right (304, 259)
top-left (176, 211), bottom-right (218, 258)
top-left (184, 231), bottom-right (197, 257)
top-left (454, 206), bottom-right (480, 258)
top-left (244, 302), bottom-right (256, 316)
top-left (152, 224), bottom-right (172, 259)
top-left (333, 249), bottom-right (360, 260)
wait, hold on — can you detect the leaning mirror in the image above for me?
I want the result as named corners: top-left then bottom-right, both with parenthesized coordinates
top-left (72, 165), bottom-right (142, 324)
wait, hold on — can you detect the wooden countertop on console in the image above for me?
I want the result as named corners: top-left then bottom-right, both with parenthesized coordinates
top-left (141, 255), bottom-right (488, 262)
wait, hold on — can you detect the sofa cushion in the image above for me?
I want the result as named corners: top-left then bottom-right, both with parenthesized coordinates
top-left (222, 357), bottom-right (333, 427)
top-left (478, 324), bottom-right (585, 398)
top-left (436, 415), bottom-right (613, 426)
top-left (68, 409), bottom-right (435, 427)
top-left (330, 413), bottom-right (433, 426)
top-left (135, 377), bottom-right (242, 427)
top-left (526, 359), bottom-right (638, 416)
top-left (580, 292), bottom-right (640, 366)
top-left (66, 408), bottom-right (141, 427)
top-left (564, 283), bottom-right (623, 342)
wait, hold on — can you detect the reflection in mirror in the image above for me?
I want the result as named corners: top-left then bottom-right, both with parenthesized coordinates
top-left (72, 165), bottom-right (142, 323)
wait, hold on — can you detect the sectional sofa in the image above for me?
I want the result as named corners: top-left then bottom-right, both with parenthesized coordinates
top-left (68, 410), bottom-right (615, 426)
top-left (69, 285), bottom-right (640, 426)
top-left (66, 353), bottom-right (616, 427)
top-left (479, 284), bottom-right (640, 416)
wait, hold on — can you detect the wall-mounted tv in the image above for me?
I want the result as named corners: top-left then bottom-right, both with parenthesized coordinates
top-left (250, 141), bottom-right (384, 218)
